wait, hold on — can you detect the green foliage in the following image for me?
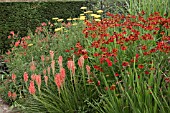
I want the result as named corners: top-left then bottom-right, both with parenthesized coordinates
top-left (0, 1), bottom-right (85, 54)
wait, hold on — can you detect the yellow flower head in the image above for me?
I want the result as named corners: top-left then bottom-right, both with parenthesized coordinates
top-left (28, 44), bottom-right (33, 47)
top-left (55, 28), bottom-right (63, 32)
top-left (73, 18), bottom-right (79, 20)
top-left (90, 14), bottom-right (97, 17)
top-left (94, 19), bottom-right (101, 22)
top-left (84, 10), bottom-right (93, 14)
top-left (80, 14), bottom-right (84, 16)
top-left (72, 23), bottom-right (77, 26)
top-left (80, 7), bottom-right (87, 10)
top-left (52, 17), bottom-right (59, 20)
top-left (57, 19), bottom-right (64, 22)
top-left (79, 16), bottom-right (86, 20)
top-left (97, 10), bottom-right (103, 14)
top-left (67, 18), bottom-right (72, 21)
top-left (94, 15), bottom-right (101, 19)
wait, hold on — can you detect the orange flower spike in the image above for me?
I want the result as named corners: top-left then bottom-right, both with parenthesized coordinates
top-left (49, 50), bottom-right (54, 60)
top-left (12, 92), bottom-right (17, 100)
top-left (23, 72), bottom-right (29, 82)
top-left (86, 65), bottom-right (91, 75)
top-left (55, 73), bottom-right (62, 90)
top-left (29, 81), bottom-right (36, 95)
top-left (44, 75), bottom-right (48, 86)
top-left (35, 75), bottom-right (42, 92)
top-left (51, 60), bottom-right (55, 76)
top-left (78, 56), bottom-right (84, 68)
top-left (12, 73), bottom-right (16, 83)
top-left (60, 67), bottom-right (66, 84)
top-left (58, 56), bottom-right (63, 68)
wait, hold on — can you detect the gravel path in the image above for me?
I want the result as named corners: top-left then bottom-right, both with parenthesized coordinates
top-left (0, 98), bottom-right (13, 113)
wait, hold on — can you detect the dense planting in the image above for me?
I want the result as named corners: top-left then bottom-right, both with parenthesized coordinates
top-left (0, 0), bottom-right (170, 113)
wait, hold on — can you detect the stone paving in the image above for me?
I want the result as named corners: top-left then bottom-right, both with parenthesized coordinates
top-left (0, 98), bottom-right (12, 113)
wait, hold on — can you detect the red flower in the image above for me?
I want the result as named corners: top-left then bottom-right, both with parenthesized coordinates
top-left (110, 84), bottom-right (116, 90)
top-left (87, 79), bottom-right (93, 84)
top-left (122, 61), bottom-right (129, 67)
top-left (138, 64), bottom-right (144, 69)
top-left (78, 56), bottom-right (84, 68)
top-left (97, 80), bottom-right (101, 86)
top-left (15, 40), bottom-right (20, 47)
top-left (114, 73), bottom-right (119, 77)
top-left (145, 71), bottom-right (150, 75)
top-left (29, 81), bottom-right (36, 95)
top-left (23, 72), bottom-right (28, 82)
top-left (121, 46), bottom-right (127, 51)
top-left (10, 31), bottom-right (15, 36)
top-left (105, 58), bottom-right (112, 67)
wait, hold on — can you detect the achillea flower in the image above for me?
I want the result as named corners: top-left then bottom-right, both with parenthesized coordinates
top-left (12, 73), bottom-right (16, 83)
top-left (23, 72), bottom-right (28, 82)
top-left (44, 76), bottom-right (48, 86)
top-left (29, 81), bottom-right (36, 95)
top-left (78, 56), bottom-right (84, 68)
top-left (58, 56), bottom-right (63, 68)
